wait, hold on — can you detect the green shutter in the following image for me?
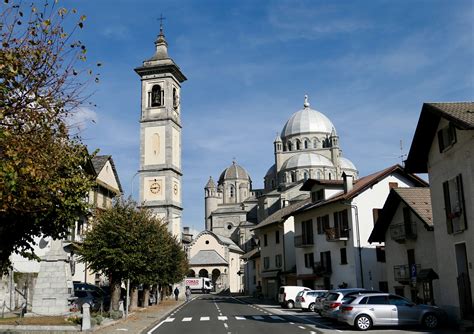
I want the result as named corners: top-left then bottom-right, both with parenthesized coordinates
top-left (443, 181), bottom-right (453, 234)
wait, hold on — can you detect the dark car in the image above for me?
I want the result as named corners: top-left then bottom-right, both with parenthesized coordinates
top-left (73, 282), bottom-right (110, 311)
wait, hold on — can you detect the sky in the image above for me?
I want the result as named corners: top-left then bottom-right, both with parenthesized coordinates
top-left (65, 0), bottom-right (473, 235)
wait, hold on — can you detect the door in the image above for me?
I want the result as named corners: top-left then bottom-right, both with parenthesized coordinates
top-left (365, 295), bottom-right (393, 325)
top-left (455, 243), bottom-right (473, 319)
top-left (389, 294), bottom-right (418, 325)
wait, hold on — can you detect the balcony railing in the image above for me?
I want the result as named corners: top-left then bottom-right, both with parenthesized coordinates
top-left (394, 264), bottom-right (421, 282)
top-left (313, 261), bottom-right (332, 275)
top-left (390, 222), bottom-right (417, 243)
top-left (325, 228), bottom-right (349, 241)
top-left (294, 235), bottom-right (314, 248)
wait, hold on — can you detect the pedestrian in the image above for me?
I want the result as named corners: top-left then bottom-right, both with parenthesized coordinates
top-left (174, 287), bottom-right (179, 301)
top-left (185, 286), bottom-right (191, 302)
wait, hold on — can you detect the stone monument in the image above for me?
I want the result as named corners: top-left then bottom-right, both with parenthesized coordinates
top-left (31, 239), bottom-right (74, 315)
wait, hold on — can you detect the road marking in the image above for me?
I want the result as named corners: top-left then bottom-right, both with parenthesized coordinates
top-left (224, 323), bottom-right (229, 328)
top-left (252, 315), bottom-right (264, 320)
top-left (289, 322), bottom-right (295, 324)
top-left (182, 317), bottom-right (192, 322)
top-left (298, 326), bottom-right (305, 329)
top-left (270, 315), bottom-right (284, 320)
top-left (218, 316), bottom-right (228, 320)
top-left (164, 318), bottom-right (174, 322)
top-left (235, 316), bottom-right (246, 320)
top-left (200, 316), bottom-right (210, 321)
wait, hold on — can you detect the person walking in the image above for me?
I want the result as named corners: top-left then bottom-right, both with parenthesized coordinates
top-left (185, 286), bottom-right (191, 302)
top-left (173, 287), bottom-right (179, 301)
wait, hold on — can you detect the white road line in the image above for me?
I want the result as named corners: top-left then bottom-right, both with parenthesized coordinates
top-left (164, 318), bottom-right (175, 322)
top-left (200, 316), bottom-right (210, 321)
top-left (270, 315), bottom-right (284, 320)
top-left (252, 315), bottom-right (264, 320)
top-left (182, 317), bottom-right (192, 322)
top-left (235, 316), bottom-right (246, 320)
top-left (298, 326), bottom-right (305, 329)
top-left (218, 316), bottom-right (228, 320)
top-left (224, 323), bottom-right (229, 328)
top-left (289, 322), bottom-right (295, 325)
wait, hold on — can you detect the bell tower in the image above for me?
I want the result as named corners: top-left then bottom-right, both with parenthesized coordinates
top-left (134, 23), bottom-right (187, 237)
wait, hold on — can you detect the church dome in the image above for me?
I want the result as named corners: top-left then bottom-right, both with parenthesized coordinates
top-left (218, 161), bottom-right (251, 185)
top-left (340, 157), bottom-right (357, 171)
top-left (265, 164), bottom-right (276, 178)
top-left (281, 152), bottom-right (334, 170)
top-left (281, 96), bottom-right (335, 139)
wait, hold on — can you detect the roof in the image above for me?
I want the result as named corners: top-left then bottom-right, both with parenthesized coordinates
top-left (300, 179), bottom-right (343, 191)
top-left (189, 230), bottom-right (244, 253)
top-left (405, 102), bottom-right (474, 173)
top-left (297, 165), bottom-right (428, 214)
top-left (252, 198), bottom-right (311, 231)
top-left (241, 247), bottom-right (260, 260)
top-left (218, 161), bottom-right (251, 185)
top-left (368, 187), bottom-right (432, 243)
top-left (189, 250), bottom-right (227, 266)
top-left (91, 155), bottom-right (123, 193)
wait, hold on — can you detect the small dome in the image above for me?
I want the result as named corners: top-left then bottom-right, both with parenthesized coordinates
top-left (281, 96), bottom-right (335, 139)
top-left (205, 176), bottom-right (216, 189)
top-left (340, 157), bottom-right (357, 170)
top-left (218, 161), bottom-right (251, 185)
top-left (281, 153), bottom-right (334, 170)
top-left (265, 164), bottom-right (276, 178)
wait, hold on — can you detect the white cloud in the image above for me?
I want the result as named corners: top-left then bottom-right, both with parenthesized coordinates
top-left (66, 107), bottom-right (98, 133)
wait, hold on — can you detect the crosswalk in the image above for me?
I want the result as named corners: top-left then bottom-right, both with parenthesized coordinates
top-left (164, 315), bottom-right (286, 322)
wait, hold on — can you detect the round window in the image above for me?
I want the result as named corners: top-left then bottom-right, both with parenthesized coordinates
top-left (227, 224), bottom-right (233, 230)
top-left (205, 240), bottom-right (209, 244)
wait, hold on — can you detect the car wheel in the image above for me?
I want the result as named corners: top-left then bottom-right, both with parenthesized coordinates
top-left (355, 314), bottom-right (372, 331)
top-left (287, 300), bottom-right (294, 309)
top-left (309, 303), bottom-right (315, 312)
top-left (422, 313), bottom-right (439, 329)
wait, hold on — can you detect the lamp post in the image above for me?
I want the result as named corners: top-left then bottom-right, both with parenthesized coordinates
top-left (130, 171), bottom-right (140, 200)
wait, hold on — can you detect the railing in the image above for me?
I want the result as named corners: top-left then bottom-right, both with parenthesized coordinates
top-left (393, 264), bottom-right (421, 282)
top-left (325, 228), bottom-right (349, 241)
top-left (313, 261), bottom-right (332, 275)
top-left (294, 235), bottom-right (314, 248)
top-left (390, 222), bottom-right (417, 242)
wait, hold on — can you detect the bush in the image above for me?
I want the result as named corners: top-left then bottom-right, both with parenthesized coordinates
top-left (94, 314), bottom-right (104, 325)
top-left (109, 310), bottom-right (123, 320)
top-left (66, 315), bottom-right (82, 325)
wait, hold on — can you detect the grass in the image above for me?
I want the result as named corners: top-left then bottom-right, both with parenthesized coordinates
top-left (0, 315), bottom-right (73, 326)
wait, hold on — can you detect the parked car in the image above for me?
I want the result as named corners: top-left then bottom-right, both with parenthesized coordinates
top-left (278, 286), bottom-right (310, 309)
top-left (295, 290), bottom-right (328, 312)
top-left (321, 288), bottom-right (379, 320)
top-left (73, 282), bottom-right (110, 311)
top-left (314, 291), bottom-right (331, 315)
top-left (338, 293), bottom-right (446, 331)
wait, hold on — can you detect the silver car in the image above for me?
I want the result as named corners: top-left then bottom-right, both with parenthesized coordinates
top-left (338, 293), bottom-right (446, 330)
top-left (295, 290), bottom-right (327, 312)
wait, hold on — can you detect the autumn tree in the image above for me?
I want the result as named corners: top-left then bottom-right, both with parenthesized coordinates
top-left (0, 1), bottom-right (100, 272)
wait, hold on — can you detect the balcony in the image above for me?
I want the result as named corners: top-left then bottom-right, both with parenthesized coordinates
top-left (394, 264), bottom-right (421, 283)
top-left (294, 235), bottom-right (314, 248)
top-left (313, 261), bottom-right (332, 276)
top-left (325, 228), bottom-right (349, 242)
top-left (390, 222), bottom-right (417, 243)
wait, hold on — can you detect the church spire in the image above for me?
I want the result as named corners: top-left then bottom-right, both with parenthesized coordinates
top-left (153, 14), bottom-right (169, 60)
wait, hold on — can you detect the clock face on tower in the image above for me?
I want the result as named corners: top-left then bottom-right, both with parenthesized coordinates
top-left (150, 182), bottom-right (161, 194)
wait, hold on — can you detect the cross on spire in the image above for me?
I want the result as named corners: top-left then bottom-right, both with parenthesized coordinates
top-left (158, 13), bottom-right (166, 33)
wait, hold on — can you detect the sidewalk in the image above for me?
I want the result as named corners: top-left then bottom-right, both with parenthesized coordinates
top-left (93, 299), bottom-right (184, 334)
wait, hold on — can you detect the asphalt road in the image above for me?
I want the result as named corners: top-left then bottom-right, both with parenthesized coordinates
top-left (146, 295), bottom-right (462, 334)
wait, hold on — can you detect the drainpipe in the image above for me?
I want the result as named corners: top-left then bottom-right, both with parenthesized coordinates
top-left (343, 202), bottom-right (364, 288)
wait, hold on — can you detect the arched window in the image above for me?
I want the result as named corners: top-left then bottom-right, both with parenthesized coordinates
top-left (173, 87), bottom-right (179, 109)
top-left (329, 173), bottom-right (332, 180)
top-left (317, 171), bottom-right (321, 179)
top-left (296, 140), bottom-right (301, 150)
top-left (229, 185), bottom-right (235, 198)
top-left (291, 172), bottom-right (296, 182)
top-left (152, 133), bottom-right (160, 156)
top-left (150, 84), bottom-right (162, 107)
top-left (313, 139), bottom-right (318, 148)
top-left (304, 140), bottom-right (308, 149)
top-left (304, 171), bottom-right (309, 180)
top-left (199, 269), bottom-right (209, 278)
top-left (288, 142), bottom-right (292, 151)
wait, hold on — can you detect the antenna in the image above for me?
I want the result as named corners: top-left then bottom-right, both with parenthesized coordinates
top-left (399, 139), bottom-right (407, 166)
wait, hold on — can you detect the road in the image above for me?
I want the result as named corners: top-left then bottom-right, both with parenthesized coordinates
top-left (146, 295), bottom-right (460, 334)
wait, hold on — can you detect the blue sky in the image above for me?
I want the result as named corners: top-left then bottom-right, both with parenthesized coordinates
top-left (68, 0), bottom-right (473, 235)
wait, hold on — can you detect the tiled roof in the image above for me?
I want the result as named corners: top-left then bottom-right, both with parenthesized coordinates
top-left (427, 102), bottom-right (474, 128)
top-left (92, 155), bottom-right (110, 174)
top-left (394, 188), bottom-right (432, 226)
top-left (252, 198), bottom-right (311, 230)
top-left (189, 250), bottom-right (227, 266)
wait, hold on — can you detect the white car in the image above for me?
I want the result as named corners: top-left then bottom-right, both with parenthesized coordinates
top-left (278, 286), bottom-right (310, 309)
top-left (295, 290), bottom-right (328, 312)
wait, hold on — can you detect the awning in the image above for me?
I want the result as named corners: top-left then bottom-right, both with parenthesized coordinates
top-left (417, 268), bottom-right (439, 281)
top-left (261, 270), bottom-right (280, 278)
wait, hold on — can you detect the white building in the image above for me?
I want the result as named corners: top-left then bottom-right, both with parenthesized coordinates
top-left (405, 102), bottom-right (473, 322)
top-left (369, 187), bottom-right (440, 304)
top-left (293, 165), bottom-right (427, 291)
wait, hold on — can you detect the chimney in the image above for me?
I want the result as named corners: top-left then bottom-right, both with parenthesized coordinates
top-left (342, 172), bottom-right (353, 194)
top-left (183, 227), bottom-right (190, 234)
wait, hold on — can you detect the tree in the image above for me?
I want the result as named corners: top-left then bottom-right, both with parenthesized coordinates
top-left (0, 1), bottom-right (99, 272)
top-left (77, 198), bottom-right (188, 311)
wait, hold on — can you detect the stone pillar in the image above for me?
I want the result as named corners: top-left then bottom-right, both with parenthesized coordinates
top-left (81, 303), bottom-right (91, 331)
top-left (31, 239), bottom-right (73, 315)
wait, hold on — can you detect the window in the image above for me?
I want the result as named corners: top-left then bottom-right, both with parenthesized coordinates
top-left (313, 139), bottom-right (318, 148)
top-left (376, 246), bottom-right (386, 262)
top-left (317, 215), bottom-right (329, 234)
top-left (263, 257), bottom-right (270, 269)
top-left (296, 140), bottom-right (301, 150)
top-left (288, 142), bottom-right (292, 151)
top-left (389, 295), bottom-right (411, 306)
top-left (275, 254), bottom-right (282, 268)
top-left (304, 253), bottom-right (314, 268)
top-left (291, 172), bottom-right (296, 182)
top-left (229, 185), bottom-right (235, 198)
top-left (443, 174), bottom-right (467, 233)
top-left (311, 189), bottom-right (324, 202)
top-left (340, 248), bottom-right (347, 264)
top-left (275, 230), bottom-right (280, 244)
top-left (379, 281), bottom-right (388, 292)
top-left (438, 123), bottom-right (456, 152)
top-left (367, 296), bottom-right (389, 305)
top-left (394, 287), bottom-right (405, 297)
top-left (304, 140), bottom-right (308, 149)
top-left (334, 209), bottom-right (349, 238)
top-left (150, 84), bottom-right (162, 107)
top-left (302, 219), bottom-right (314, 245)
top-left (304, 171), bottom-right (309, 180)
top-left (402, 207), bottom-right (414, 235)
top-left (263, 234), bottom-right (268, 247)
top-left (320, 251), bottom-right (332, 272)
